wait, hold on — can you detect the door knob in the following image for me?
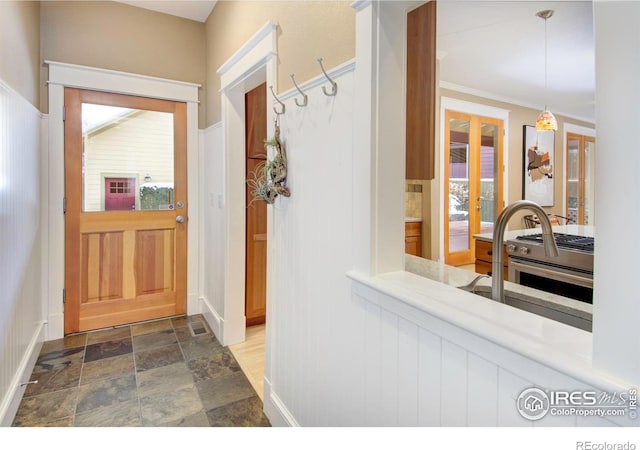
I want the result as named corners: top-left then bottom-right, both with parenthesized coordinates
top-left (176, 215), bottom-right (185, 224)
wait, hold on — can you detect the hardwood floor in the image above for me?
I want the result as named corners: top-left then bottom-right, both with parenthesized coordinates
top-left (229, 324), bottom-right (266, 401)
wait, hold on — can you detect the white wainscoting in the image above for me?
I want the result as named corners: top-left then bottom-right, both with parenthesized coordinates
top-left (201, 123), bottom-right (225, 341)
top-left (0, 79), bottom-right (45, 426)
top-left (262, 63), bottom-right (630, 427)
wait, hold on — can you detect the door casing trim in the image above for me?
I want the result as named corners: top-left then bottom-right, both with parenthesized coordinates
top-left (439, 96), bottom-right (510, 262)
top-left (45, 61), bottom-right (200, 340)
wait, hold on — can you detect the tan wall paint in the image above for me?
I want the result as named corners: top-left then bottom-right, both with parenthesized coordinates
top-left (205, 1), bottom-right (355, 126)
top-left (40, 1), bottom-right (207, 127)
top-left (0, 1), bottom-right (40, 108)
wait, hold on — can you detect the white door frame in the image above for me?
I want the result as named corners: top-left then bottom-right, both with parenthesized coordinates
top-left (439, 96), bottom-right (510, 262)
top-left (216, 22), bottom-right (277, 347)
top-left (45, 61), bottom-right (200, 340)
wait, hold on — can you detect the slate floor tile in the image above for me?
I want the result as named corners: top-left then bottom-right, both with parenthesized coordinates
top-left (24, 362), bottom-right (82, 397)
top-left (80, 353), bottom-right (135, 385)
top-left (40, 334), bottom-right (86, 354)
top-left (206, 396), bottom-right (271, 427)
top-left (140, 385), bottom-right (203, 426)
top-left (160, 411), bottom-right (211, 427)
top-left (195, 371), bottom-right (256, 411)
top-left (76, 374), bottom-right (137, 414)
top-left (12, 388), bottom-right (77, 427)
top-left (132, 329), bottom-right (177, 352)
top-left (74, 398), bottom-right (141, 427)
top-left (86, 327), bottom-right (131, 345)
top-left (131, 319), bottom-right (173, 337)
top-left (84, 338), bottom-right (132, 363)
top-left (187, 349), bottom-right (242, 382)
top-left (34, 346), bottom-right (84, 372)
top-left (178, 334), bottom-right (223, 361)
top-left (135, 343), bottom-right (184, 372)
top-left (137, 362), bottom-right (193, 398)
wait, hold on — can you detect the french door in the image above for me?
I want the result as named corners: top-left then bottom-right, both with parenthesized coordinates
top-left (444, 110), bottom-right (504, 266)
top-left (64, 88), bottom-right (188, 334)
top-left (566, 133), bottom-right (595, 225)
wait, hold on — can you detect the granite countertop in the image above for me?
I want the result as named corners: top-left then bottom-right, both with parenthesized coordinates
top-left (404, 254), bottom-right (592, 323)
top-left (474, 224), bottom-right (595, 242)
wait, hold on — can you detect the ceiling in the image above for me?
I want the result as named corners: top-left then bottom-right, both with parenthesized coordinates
top-left (438, 1), bottom-right (595, 123)
top-left (112, 0), bottom-right (595, 123)
top-left (114, 1), bottom-right (217, 22)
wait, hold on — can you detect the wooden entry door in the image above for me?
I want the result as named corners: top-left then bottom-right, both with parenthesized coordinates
top-left (64, 88), bottom-right (187, 334)
top-left (245, 83), bottom-right (267, 326)
top-left (444, 110), bottom-right (504, 266)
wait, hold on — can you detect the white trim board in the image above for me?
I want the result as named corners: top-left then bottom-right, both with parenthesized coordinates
top-left (0, 322), bottom-right (45, 427)
top-left (45, 62), bottom-right (201, 340)
top-left (439, 96), bottom-right (510, 262)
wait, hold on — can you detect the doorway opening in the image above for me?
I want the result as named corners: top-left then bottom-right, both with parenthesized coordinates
top-left (444, 109), bottom-right (504, 266)
top-left (244, 82), bottom-right (268, 327)
top-left (63, 88), bottom-right (187, 334)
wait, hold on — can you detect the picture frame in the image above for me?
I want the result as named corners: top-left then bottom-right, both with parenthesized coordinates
top-left (522, 125), bottom-right (555, 206)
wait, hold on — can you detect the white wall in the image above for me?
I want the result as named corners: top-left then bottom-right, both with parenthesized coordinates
top-left (0, 79), bottom-right (45, 425)
top-left (261, 59), bottom-right (631, 428)
top-left (201, 123), bottom-right (225, 337)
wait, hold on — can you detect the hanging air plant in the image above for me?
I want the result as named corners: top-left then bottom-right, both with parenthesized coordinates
top-left (247, 119), bottom-right (290, 205)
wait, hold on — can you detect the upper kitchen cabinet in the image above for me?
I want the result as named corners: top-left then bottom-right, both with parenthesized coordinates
top-left (406, 1), bottom-right (437, 180)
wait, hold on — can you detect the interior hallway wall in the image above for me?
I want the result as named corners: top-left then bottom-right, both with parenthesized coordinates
top-left (39, 0), bottom-right (207, 127)
top-left (0, 0), bottom-right (44, 425)
top-left (0, 1), bottom-right (41, 109)
top-left (204, 0), bottom-right (355, 126)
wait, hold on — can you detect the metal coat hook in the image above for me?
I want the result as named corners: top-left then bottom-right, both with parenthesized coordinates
top-left (289, 74), bottom-right (308, 107)
top-left (317, 58), bottom-right (338, 96)
top-left (269, 85), bottom-right (286, 115)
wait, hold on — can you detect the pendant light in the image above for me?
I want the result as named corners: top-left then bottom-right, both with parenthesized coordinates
top-left (535, 9), bottom-right (557, 132)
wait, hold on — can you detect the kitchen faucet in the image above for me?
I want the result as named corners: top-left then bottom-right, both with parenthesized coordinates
top-left (492, 200), bottom-right (559, 303)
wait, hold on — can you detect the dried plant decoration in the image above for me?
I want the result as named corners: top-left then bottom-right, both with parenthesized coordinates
top-left (247, 118), bottom-right (290, 206)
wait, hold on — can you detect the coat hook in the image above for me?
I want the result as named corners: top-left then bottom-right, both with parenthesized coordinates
top-left (317, 58), bottom-right (337, 96)
top-left (269, 85), bottom-right (286, 115)
top-left (289, 74), bottom-right (308, 107)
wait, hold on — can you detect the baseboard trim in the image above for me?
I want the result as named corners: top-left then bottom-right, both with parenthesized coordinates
top-left (200, 296), bottom-right (224, 344)
top-left (45, 312), bottom-right (64, 341)
top-left (0, 321), bottom-right (46, 427)
top-left (263, 377), bottom-right (299, 427)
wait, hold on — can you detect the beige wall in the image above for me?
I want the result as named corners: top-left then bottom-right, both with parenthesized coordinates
top-left (0, 1), bottom-right (40, 108)
top-left (205, 1), bottom-right (355, 126)
top-left (40, 1), bottom-right (207, 127)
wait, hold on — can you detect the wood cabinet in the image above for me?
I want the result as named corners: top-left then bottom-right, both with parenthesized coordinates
top-left (406, 1), bottom-right (436, 180)
top-left (405, 221), bottom-right (422, 257)
top-left (474, 239), bottom-right (508, 279)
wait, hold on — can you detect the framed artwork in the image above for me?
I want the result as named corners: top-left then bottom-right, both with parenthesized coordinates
top-left (522, 125), bottom-right (555, 206)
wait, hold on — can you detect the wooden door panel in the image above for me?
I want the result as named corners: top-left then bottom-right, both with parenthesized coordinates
top-left (81, 232), bottom-right (123, 303)
top-left (64, 88), bottom-right (187, 334)
top-left (136, 229), bottom-right (175, 295)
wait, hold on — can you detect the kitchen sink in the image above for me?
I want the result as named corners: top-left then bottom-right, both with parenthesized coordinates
top-left (460, 285), bottom-right (592, 332)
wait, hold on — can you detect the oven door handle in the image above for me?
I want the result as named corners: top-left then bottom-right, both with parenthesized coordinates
top-left (509, 260), bottom-right (593, 289)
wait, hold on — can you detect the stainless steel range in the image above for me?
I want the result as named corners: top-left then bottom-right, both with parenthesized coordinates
top-left (505, 232), bottom-right (594, 304)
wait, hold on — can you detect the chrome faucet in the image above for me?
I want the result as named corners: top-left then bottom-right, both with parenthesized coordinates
top-left (492, 200), bottom-right (559, 303)
top-left (459, 274), bottom-right (490, 294)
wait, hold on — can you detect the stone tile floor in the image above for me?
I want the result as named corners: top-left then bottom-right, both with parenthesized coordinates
top-left (12, 315), bottom-right (271, 427)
